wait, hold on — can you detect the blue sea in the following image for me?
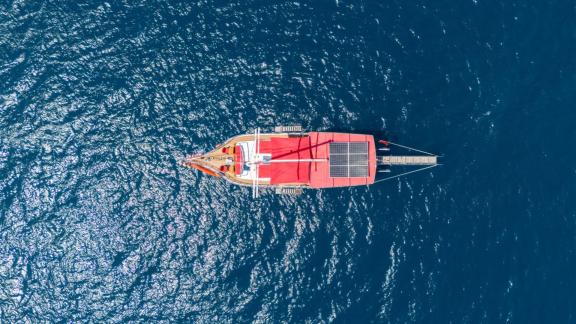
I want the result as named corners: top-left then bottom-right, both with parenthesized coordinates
top-left (1, 0), bottom-right (575, 322)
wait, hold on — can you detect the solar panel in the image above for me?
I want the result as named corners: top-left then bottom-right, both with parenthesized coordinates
top-left (330, 142), bottom-right (349, 154)
top-left (329, 166), bottom-right (348, 177)
top-left (349, 142), bottom-right (367, 154)
top-left (329, 142), bottom-right (369, 178)
top-left (349, 165), bottom-right (368, 177)
top-left (349, 154), bottom-right (368, 165)
top-left (330, 154), bottom-right (348, 165)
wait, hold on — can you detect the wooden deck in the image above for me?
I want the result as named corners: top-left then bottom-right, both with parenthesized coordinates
top-left (379, 155), bottom-right (438, 166)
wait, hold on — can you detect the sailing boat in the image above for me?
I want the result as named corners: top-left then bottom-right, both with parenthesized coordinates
top-left (183, 126), bottom-right (438, 196)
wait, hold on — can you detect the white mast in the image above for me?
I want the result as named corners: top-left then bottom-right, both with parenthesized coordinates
top-left (252, 127), bottom-right (260, 198)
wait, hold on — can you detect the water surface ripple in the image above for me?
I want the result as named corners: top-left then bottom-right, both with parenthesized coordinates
top-left (1, 0), bottom-right (575, 322)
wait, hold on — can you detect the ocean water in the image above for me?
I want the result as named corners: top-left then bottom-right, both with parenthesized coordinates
top-left (1, 0), bottom-right (575, 322)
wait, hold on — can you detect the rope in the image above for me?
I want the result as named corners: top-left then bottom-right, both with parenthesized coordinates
top-left (373, 164), bottom-right (439, 184)
top-left (386, 141), bottom-right (436, 156)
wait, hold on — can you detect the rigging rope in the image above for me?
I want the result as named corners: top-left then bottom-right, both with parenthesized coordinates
top-left (386, 141), bottom-right (436, 156)
top-left (373, 164), bottom-right (439, 184)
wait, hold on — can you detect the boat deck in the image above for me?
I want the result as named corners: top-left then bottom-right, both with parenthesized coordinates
top-left (189, 133), bottom-right (305, 187)
top-left (186, 132), bottom-right (377, 189)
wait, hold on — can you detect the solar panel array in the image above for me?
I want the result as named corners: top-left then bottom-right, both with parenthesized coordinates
top-left (329, 142), bottom-right (369, 178)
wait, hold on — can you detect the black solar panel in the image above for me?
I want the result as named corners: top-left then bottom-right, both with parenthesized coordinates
top-left (330, 142), bottom-right (349, 154)
top-left (329, 166), bottom-right (348, 178)
top-left (349, 142), bottom-right (367, 154)
top-left (329, 142), bottom-right (369, 178)
top-left (349, 154), bottom-right (368, 165)
top-left (330, 154), bottom-right (348, 165)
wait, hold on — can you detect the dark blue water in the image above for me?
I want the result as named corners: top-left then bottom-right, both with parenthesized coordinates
top-left (1, 0), bottom-right (575, 322)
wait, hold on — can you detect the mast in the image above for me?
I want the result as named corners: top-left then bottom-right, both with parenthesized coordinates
top-left (252, 127), bottom-right (260, 198)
